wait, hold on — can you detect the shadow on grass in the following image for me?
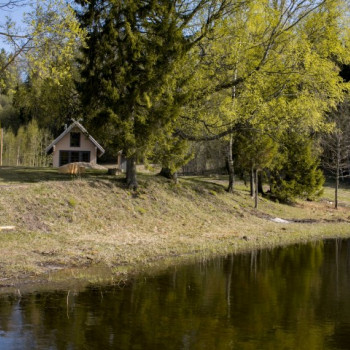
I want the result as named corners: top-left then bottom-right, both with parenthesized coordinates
top-left (180, 176), bottom-right (228, 192)
top-left (0, 166), bottom-right (123, 185)
top-left (180, 175), bottom-right (253, 193)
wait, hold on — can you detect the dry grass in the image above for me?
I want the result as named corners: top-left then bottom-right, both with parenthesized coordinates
top-left (0, 167), bottom-right (349, 289)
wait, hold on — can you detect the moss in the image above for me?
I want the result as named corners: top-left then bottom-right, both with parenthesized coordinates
top-left (135, 206), bottom-right (147, 215)
top-left (67, 198), bottom-right (77, 208)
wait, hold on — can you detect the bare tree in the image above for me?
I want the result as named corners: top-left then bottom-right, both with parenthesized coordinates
top-left (0, 1), bottom-right (31, 74)
top-left (322, 101), bottom-right (350, 209)
top-left (0, 1), bottom-right (26, 9)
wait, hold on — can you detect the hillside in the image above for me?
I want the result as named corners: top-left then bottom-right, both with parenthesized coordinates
top-left (0, 167), bottom-right (350, 289)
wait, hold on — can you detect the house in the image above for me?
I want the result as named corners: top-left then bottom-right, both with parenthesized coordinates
top-left (46, 120), bottom-right (105, 168)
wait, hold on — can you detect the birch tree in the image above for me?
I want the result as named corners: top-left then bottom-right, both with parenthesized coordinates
top-left (0, 0), bottom-right (85, 84)
top-left (175, 0), bottom-right (349, 201)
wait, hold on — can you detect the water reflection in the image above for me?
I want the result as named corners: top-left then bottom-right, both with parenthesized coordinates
top-left (1, 240), bottom-right (350, 349)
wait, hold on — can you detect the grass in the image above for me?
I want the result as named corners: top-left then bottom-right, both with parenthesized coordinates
top-left (0, 166), bottom-right (349, 291)
top-left (0, 166), bottom-right (111, 184)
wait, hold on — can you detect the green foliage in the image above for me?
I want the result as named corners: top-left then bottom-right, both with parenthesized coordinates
top-left (2, 119), bottom-right (52, 167)
top-left (1, 0), bottom-right (85, 86)
top-left (152, 134), bottom-right (193, 175)
top-left (24, 0), bottom-right (86, 85)
top-left (269, 133), bottom-right (325, 202)
top-left (181, 0), bottom-right (348, 141)
top-left (0, 50), bottom-right (19, 95)
top-left (232, 128), bottom-right (278, 172)
top-left (77, 0), bottom-right (232, 185)
top-left (176, 0), bottom-right (348, 200)
top-left (0, 0), bottom-right (86, 135)
top-left (78, 0), bottom-right (187, 159)
top-left (0, 94), bottom-right (18, 130)
top-left (12, 75), bottom-right (80, 133)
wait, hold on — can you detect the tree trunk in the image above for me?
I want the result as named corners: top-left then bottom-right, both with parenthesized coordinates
top-left (159, 167), bottom-right (178, 184)
top-left (335, 176), bottom-right (339, 209)
top-left (254, 169), bottom-right (259, 209)
top-left (226, 134), bottom-right (234, 193)
top-left (126, 157), bottom-right (138, 190)
top-left (0, 128), bottom-right (3, 167)
top-left (250, 166), bottom-right (254, 197)
top-left (16, 145), bottom-right (20, 166)
top-left (335, 155), bottom-right (339, 209)
top-left (335, 137), bottom-right (340, 209)
top-left (258, 171), bottom-right (264, 195)
top-left (227, 160), bottom-right (234, 193)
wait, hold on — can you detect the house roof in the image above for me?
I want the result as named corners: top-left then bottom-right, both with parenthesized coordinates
top-left (45, 120), bottom-right (105, 156)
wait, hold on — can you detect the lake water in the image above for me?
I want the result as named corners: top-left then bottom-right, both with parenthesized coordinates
top-left (1, 239), bottom-right (350, 349)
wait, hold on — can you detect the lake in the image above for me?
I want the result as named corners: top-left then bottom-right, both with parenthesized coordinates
top-left (0, 239), bottom-right (350, 349)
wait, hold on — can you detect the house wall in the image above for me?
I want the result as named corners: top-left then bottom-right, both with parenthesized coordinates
top-left (52, 127), bottom-right (97, 167)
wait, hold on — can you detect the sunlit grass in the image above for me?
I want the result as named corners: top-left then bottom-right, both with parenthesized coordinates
top-left (0, 166), bottom-right (349, 289)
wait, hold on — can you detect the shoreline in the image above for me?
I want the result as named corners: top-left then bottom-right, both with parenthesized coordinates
top-left (1, 225), bottom-right (350, 296)
top-left (0, 167), bottom-right (349, 293)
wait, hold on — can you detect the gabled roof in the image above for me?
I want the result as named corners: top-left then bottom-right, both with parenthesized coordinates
top-left (45, 120), bottom-right (105, 156)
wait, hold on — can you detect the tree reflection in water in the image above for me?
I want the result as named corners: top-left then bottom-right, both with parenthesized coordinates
top-left (0, 239), bottom-right (350, 349)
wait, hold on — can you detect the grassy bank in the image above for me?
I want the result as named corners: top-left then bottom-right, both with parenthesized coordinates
top-left (0, 166), bottom-right (350, 290)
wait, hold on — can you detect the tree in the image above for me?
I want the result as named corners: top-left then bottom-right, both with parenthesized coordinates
top-left (232, 127), bottom-right (278, 207)
top-left (269, 132), bottom-right (325, 202)
top-left (12, 72), bottom-right (81, 133)
top-left (175, 0), bottom-right (348, 199)
top-left (0, 0), bottom-right (85, 84)
top-left (0, 0), bottom-right (28, 74)
top-left (0, 93), bottom-right (18, 129)
top-left (76, 0), bottom-right (238, 189)
top-left (0, 0), bottom-right (86, 137)
top-left (0, 48), bottom-right (19, 94)
top-left (154, 134), bottom-right (193, 183)
top-left (1, 119), bottom-right (52, 166)
top-left (321, 100), bottom-right (350, 209)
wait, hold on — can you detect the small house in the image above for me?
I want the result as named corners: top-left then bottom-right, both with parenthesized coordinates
top-left (46, 120), bottom-right (105, 167)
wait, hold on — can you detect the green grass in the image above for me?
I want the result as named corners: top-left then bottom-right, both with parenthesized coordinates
top-left (322, 181), bottom-right (350, 206)
top-left (0, 166), bottom-right (117, 184)
top-left (0, 166), bottom-right (349, 290)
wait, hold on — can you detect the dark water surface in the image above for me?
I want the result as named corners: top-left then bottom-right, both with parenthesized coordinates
top-left (1, 239), bottom-right (350, 349)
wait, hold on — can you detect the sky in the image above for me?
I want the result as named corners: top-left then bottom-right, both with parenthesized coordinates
top-left (0, 1), bottom-right (31, 52)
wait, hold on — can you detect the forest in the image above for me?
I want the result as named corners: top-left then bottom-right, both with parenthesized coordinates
top-left (1, 0), bottom-right (350, 205)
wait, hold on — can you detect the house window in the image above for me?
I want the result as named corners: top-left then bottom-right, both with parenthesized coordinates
top-left (59, 151), bottom-right (69, 166)
top-left (70, 151), bottom-right (80, 163)
top-left (81, 151), bottom-right (90, 163)
top-left (70, 132), bottom-right (80, 147)
top-left (59, 151), bottom-right (91, 166)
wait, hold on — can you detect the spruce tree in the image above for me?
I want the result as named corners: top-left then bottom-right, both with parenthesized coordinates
top-left (269, 132), bottom-right (325, 202)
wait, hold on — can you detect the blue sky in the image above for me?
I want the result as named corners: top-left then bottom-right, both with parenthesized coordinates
top-left (0, 0), bottom-right (78, 53)
top-left (0, 1), bottom-right (31, 52)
